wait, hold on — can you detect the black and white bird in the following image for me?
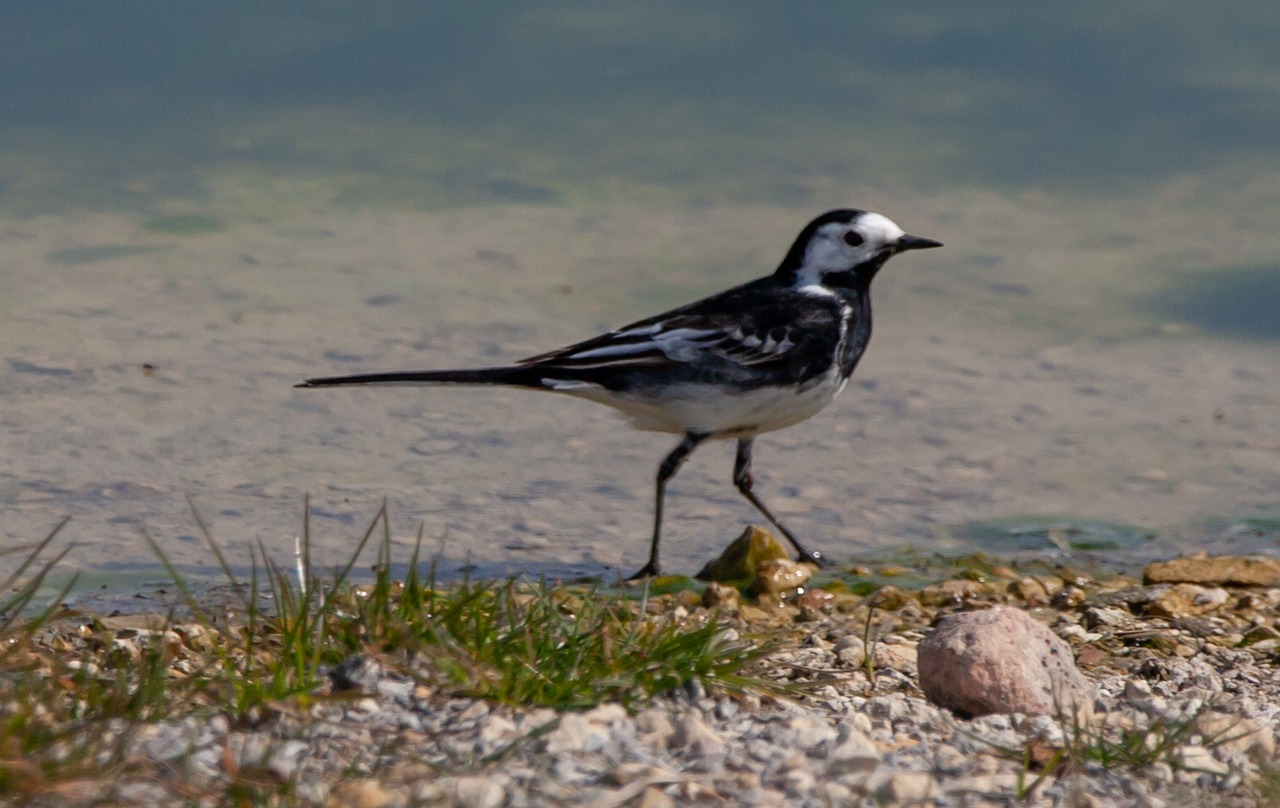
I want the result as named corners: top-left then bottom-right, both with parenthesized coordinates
top-left (297, 209), bottom-right (942, 578)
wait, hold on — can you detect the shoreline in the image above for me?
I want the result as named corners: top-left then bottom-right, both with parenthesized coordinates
top-left (4, 532), bottom-right (1279, 806)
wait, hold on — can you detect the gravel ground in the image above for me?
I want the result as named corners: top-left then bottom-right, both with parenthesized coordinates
top-left (11, 556), bottom-right (1280, 807)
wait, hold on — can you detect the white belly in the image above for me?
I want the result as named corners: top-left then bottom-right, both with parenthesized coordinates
top-left (546, 369), bottom-right (849, 437)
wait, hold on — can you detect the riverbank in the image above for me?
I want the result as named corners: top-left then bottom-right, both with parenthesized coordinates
top-left (3, 528), bottom-right (1278, 807)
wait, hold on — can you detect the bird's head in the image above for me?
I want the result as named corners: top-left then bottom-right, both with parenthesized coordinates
top-left (777, 209), bottom-right (942, 291)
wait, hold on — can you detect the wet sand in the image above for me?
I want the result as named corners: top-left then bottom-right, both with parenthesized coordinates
top-left (2, 182), bottom-right (1278, 586)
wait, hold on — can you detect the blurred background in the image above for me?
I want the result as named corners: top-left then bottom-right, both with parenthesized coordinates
top-left (2, 3), bottom-right (1278, 586)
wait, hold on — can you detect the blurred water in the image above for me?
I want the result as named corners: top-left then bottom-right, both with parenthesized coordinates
top-left (1, 4), bottom-right (1278, 588)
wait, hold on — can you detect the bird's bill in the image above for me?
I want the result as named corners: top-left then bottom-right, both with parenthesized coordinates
top-left (895, 234), bottom-right (944, 252)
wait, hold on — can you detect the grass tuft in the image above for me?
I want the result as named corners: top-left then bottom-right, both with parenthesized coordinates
top-left (1001, 703), bottom-right (1242, 798)
top-left (0, 517), bottom-right (76, 636)
top-left (0, 501), bottom-right (780, 802)
top-left (322, 512), bottom-right (778, 710)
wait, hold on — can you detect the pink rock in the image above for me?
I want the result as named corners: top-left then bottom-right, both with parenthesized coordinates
top-left (917, 606), bottom-right (1095, 721)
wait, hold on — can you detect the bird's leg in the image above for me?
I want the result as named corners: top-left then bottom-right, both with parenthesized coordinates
top-left (732, 438), bottom-right (829, 567)
top-left (629, 431), bottom-right (708, 579)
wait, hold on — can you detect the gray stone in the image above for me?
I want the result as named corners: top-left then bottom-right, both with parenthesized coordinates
top-left (670, 714), bottom-right (726, 771)
top-left (449, 775), bottom-right (507, 808)
top-left (635, 708), bottom-right (676, 748)
top-left (872, 769), bottom-right (939, 803)
top-left (327, 654), bottom-right (383, 692)
top-left (544, 713), bottom-right (610, 754)
top-left (1174, 745), bottom-right (1230, 776)
top-left (478, 714), bottom-right (519, 746)
top-left (782, 767), bottom-right (817, 797)
top-left (267, 739), bottom-right (309, 780)
top-left (827, 727), bottom-right (880, 774)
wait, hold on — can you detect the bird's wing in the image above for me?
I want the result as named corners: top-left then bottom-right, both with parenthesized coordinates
top-left (518, 285), bottom-right (838, 372)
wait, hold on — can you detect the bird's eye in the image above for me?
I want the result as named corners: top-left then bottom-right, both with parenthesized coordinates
top-left (842, 231), bottom-right (864, 247)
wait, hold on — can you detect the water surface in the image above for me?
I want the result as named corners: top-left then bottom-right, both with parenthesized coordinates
top-left (2, 4), bottom-right (1278, 589)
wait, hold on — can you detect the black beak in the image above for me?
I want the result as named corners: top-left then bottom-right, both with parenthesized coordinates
top-left (895, 234), bottom-right (944, 252)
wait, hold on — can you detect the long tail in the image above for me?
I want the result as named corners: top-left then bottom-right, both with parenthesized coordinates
top-left (295, 366), bottom-right (549, 389)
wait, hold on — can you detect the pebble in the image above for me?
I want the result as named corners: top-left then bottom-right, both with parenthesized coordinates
top-left (1174, 745), bottom-right (1231, 776)
top-left (37, 577), bottom-right (1280, 807)
top-left (328, 778), bottom-right (403, 808)
top-left (1083, 605), bottom-right (1131, 629)
top-left (828, 727), bottom-right (880, 774)
top-left (1144, 553), bottom-right (1280, 586)
top-left (749, 557), bottom-right (815, 598)
top-left (872, 638), bottom-right (918, 674)
top-left (833, 634), bottom-right (867, 667)
top-left (327, 654), bottom-right (383, 692)
top-left (1194, 712), bottom-right (1275, 757)
top-left (872, 769), bottom-right (939, 802)
top-left (543, 712), bottom-right (613, 754)
top-left (1144, 583), bottom-right (1231, 618)
top-left (635, 708), bottom-right (676, 747)
top-left (448, 776), bottom-right (507, 808)
top-left (670, 713), bottom-right (726, 771)
top-left (267, 739), bottom-right (309, 780)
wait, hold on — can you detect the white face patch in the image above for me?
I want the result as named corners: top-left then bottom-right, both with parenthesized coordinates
top-left (856, 212), bottom-right (906, 245)
top-left (794, 212), bottom-right (906, 290)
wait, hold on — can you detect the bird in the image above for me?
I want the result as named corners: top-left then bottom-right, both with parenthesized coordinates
top-left (296, 209), bottom-right (942, 578)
